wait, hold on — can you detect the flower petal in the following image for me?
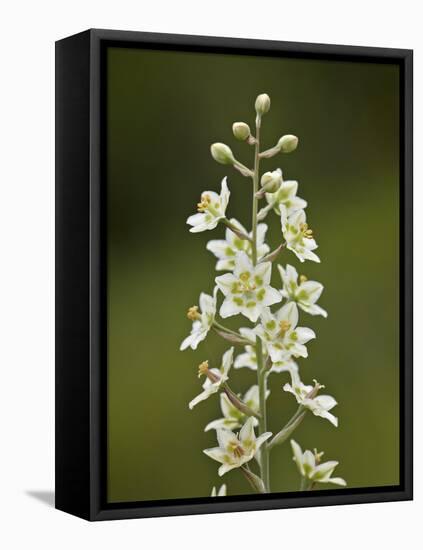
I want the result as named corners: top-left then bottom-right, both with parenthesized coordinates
top-left (326, 477), bottom-right (347, 486)
top-left (220, 297), bottom-right (242, 318)
top-left (217, 428), bottom-right (238, 450)
top-left (255, 431), bottom-right (273, 451)
top-left (215, 273), bottom-right (238, 296)
top-left (206, 239), bottom-right (229, 259)
top-left (276, 301), bottom-right (299, 328)
top-left (203, 447), bottom-right (227, 464)
top-left (290, 439), bottom-right (305, 476)
top-left (189, 387), bottom-right (215, 409)
top-left (295, 327), bottom-right (316, 344)
top-left (205, 418), bottom-right (240, 432)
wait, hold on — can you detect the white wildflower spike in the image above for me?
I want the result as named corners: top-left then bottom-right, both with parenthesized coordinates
top-left (215, 252), bottom-right (281, 322)
top-left (189, 348), bottom-right (234, 410)
top-left (203, 417), bottom-right (272, 476)
top-left (207, 219), bottom-right (270, 271)
top-left (187, 177), bottom-right (230, 232)
top-left (182, 92), bottom-right (340, 497)
top-left (205, 385), bottom-right (267, 432)
top-left (281, 207), bottom-right (320, 263)
top-left (257, 171), bottom-right (307, 221)
top-left (255, 302), bottom-right (316, 363)
top-left (180, 287), bottom-right (218, 351)
top-left (291, 440), bottom-right (346, 486)
top-left (211, 484), bottom-right (227, 497)
top-left (278, 264), bottom-right (327, 318)
top-left (283, 371), bottom-right (338, 427)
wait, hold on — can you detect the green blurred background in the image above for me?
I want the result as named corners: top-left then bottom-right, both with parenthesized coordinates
top-left (106, 46), bottom-right (399, 503)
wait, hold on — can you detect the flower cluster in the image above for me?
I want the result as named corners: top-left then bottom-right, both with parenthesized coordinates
top-left (181, 93), bottom-right (345, 496)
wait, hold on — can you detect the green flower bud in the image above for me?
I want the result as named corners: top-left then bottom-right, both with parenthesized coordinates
top-left (278, 134), bottom-right (299, 153)
top-left (260, 169), bottom-right (282, 192)
top-left (232, 122), bottom-right (251, 141)
top-left (255, 93), bottom-right (271, 116)
top-left (210, 143), bottom-right (235, 165)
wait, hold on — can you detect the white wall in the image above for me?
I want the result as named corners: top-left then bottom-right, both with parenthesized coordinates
top-left (0, 1), bottom-right (419, 548)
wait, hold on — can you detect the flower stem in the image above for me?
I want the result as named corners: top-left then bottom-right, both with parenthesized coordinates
top-left (251, 114), bottom-right (270, 492)
top-left (213, 321), bottom-right (246, 340)
top-left (300, 477), bottom-right (314, 491)
top-left (241, 465), bottom-right (266, 494)
top-left (222, 219), bottom-right (253, 242)
top-left (267, 406), bottom-right (307, 451)
top-left (251, 116), bottom-right (261, 265)
top-left (223, 384), bottom-right (261, 419)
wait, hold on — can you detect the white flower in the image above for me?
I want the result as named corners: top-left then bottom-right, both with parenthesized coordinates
top-left (234, 327), bottom-right (267, 370)
top-left (205, 385), bottom-right (267, 432)
top-left (234, 327), bottom-right (298, 375)
top-left (258, 171), bottom-right (307, 220)
top-left (206, 218), bottom-right (270, 271)
top-left (180, 287), bottom-right (218, 351)
top-left (189, 348), bottom-right (234, 409)
top-left (187, 177), bottom-right (230, 232)
top-left (281, 208), bottom-right (320, 263)
top-left (283, 371), bottom-right (338, 427)
top-left (291, 440), bottom-right (346, 486)
top-left (234, 344), bottom-right (263, 371)
top-left (278, 264), bottom-right (327, 318)
top-left (203, 417), bottom-right (272, 476)
top-left (260, 168), bottom-right (283, 193)
top-left (211, 484), bottom-right (227, 497)
top-left (215, 252), bottom-right (281, 322)
top-left (255, 302), bottom-right (316, 363)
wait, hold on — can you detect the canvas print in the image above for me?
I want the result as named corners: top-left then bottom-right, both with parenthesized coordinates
top-left (106, 47), bottom-right (399, 503)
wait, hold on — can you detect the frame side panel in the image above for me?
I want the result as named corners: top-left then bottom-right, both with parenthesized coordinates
top-left (55, 31), bottom-right (91, 520)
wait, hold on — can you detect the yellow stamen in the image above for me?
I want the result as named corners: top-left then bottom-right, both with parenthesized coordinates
top-left (238, 272), bottom-right (256, 292)
top-left (228, 441), bottom-right (245, 458)
top-left (197, 193), bottom-right (211, 212)
top-left (279, 320), bottom-right (291, 337)
top-left (300, 222), bottom-right (314, 239)
top-left (187, 305), bottom-right (201, 321)
top-left (198, 361), bottom-right (209, 378)
top-left (299, 274), bottom-right (308, 284)
top-left (314, 449), bottom-right (324, 464)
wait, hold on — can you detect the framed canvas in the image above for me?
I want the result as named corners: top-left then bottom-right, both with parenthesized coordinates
top-left (55, 29), bottom-right (413, 521)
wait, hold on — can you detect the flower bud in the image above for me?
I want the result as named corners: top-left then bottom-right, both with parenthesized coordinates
top-left (278, 134), bottom-right (299, 153)
top-left (210, 143), bottom-right (235, 165)
top-left (255, 93), bottom-right (271, 116)
top-left (232, 122), bottom-right (250, 141)
top-left (260, 168), bottom-right (282, 192)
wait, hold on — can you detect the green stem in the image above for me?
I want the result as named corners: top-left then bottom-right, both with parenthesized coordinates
top-left (300, 477), bottom-right (314, 491)
top-left (251, 116), bottom-right (260, 265)
top-left (251, 114), bottom-right (270, 492)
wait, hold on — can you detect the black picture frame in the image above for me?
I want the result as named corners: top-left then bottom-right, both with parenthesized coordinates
top-left (55, 28), bottom-right (413, 521)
